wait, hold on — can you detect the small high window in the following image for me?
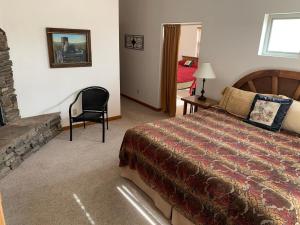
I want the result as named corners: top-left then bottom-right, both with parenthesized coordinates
top-left (259, 13), bottom-right (300, 58)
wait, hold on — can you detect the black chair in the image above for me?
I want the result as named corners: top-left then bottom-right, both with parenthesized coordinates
top-left (69, 86), bottom-right (109, 143)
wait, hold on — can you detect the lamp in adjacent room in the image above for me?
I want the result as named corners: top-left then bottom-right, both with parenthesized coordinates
top-left (194, 63), bottom-right (216, 101)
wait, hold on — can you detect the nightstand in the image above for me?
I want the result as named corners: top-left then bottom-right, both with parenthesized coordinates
top-left (181, 96), bottom-right (218, 115)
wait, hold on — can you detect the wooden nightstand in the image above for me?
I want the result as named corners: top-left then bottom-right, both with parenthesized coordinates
top-left (181, 96), bottom-right (218, 115)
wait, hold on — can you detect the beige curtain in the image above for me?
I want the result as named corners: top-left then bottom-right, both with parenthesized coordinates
top-left (161, 24), bottom-right (181, 117)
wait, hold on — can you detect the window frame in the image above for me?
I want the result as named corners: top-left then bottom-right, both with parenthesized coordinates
top-left (259, 12), bottom-right (300, 58)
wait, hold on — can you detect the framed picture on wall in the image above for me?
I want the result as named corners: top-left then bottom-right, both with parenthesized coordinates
top-left (125, 34), bottom-right (144, 51)
top-left (46, 28), bottom-right (92, 68)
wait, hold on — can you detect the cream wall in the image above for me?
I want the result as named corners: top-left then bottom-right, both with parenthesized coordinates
top-left (120, 0), bottom-right (300, 108)
top-left (178, 25), bottom-right (199, 60)
top-left (1, 0), bottom-right (120, 126)
top-left (0, 14), bottom-right (3, 28)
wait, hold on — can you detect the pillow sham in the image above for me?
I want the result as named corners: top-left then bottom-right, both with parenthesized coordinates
top-left (245, 94), bottom-right (293, 132)
top-left (218, 87), bottom-right (256, 118)
top-left (283, 100), bottom-right (300, 134)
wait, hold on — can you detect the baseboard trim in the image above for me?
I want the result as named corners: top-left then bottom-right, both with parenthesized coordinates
top-left (62, 115), bottom-right (122, 131)
top-left (121, 94), bottom-right (161, 112)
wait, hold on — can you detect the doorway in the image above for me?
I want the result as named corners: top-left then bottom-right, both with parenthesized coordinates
top-left (160, 23), bottom-right (202, 116)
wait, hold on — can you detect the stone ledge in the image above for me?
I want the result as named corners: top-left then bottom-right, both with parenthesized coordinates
top-left (0, 113), bottom-right (61, 179)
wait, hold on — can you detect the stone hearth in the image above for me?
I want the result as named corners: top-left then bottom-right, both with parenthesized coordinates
top-left (0, 29), bottom-right (62, 178)
top-left (0, 113), bottom-right (61, 178)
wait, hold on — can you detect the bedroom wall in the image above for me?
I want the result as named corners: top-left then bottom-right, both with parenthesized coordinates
top-left (0, 0), bottom-right (120, 126)
top-left (178, 25), bottom-right (199, 61)
top-left (0, 13), bottom-right (3, 28)
top-left (120, 0), bottom-right (300, 108)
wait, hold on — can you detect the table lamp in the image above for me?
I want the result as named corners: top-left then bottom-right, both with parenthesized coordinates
top-left (194, 63), bottom-right (216, 101)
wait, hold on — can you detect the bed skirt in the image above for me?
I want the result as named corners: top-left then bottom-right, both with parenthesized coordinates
top-left (120, 166), bottom-right (194, 225)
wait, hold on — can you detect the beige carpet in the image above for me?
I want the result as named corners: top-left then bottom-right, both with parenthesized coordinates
top-left (0, 97), bottom-right (171, 225)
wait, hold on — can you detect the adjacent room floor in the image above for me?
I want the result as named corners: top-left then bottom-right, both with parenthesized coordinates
top-left (0, 97), bottom-right (171, 225)
top-left (176, 89), bottom-right (191, 115)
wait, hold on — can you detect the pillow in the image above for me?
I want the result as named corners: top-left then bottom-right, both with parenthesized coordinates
top-left (218, 87), bottom-right (256, 118)
top-left (184, 60), bottom-right (193, 67)
top-left (282, 100), bottom-right (300, 134)
top-left (245, 94), bottom-right (293, 131)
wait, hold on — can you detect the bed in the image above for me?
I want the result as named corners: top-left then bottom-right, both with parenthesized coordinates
top-left (177, 56), bottom-right (198, 90)
top-left (119, 70), bottom-right (300, 225)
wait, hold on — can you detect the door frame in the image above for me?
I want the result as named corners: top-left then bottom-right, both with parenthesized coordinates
top-left (159, 22), bottom-right (202, 109)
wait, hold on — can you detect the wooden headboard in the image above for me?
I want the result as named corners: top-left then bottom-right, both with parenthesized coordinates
top-left (233, 70), bottom-right (300, 100)
top-left (182, 56), bottom-right (198, 64)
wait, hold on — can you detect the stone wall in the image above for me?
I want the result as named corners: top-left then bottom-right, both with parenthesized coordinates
top-left (0, 28), bottom-right (20, 123)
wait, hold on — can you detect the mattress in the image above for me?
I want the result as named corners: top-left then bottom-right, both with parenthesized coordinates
top-left (119, 108), bottom-right (300, 225)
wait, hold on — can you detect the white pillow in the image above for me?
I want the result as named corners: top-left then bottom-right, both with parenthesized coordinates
top-left (283, 100), bottom-right (300, 134)
top-left (184, 60), bottom-right (193, 67)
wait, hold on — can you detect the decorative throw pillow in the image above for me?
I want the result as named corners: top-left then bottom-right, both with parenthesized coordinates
top-left (245, 94), bottom-right (293, 131)
top-left (184, 60), bottom-right (193, 67)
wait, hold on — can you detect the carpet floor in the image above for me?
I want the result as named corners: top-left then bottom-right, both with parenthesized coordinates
top-left (0, 97), bottom-right (171, 225)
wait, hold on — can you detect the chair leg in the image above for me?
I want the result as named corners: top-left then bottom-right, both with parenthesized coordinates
top-left (106, 112), bottom-right (108, 130)
top-left (69, 120), bottom-right (73, 141)
top-left (83, 121), bottom-right (86, 129)
top-left (102, 113), bottom-right (105, 143)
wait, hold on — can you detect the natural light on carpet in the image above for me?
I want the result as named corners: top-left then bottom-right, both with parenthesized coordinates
top-left (117, 184), bottom-right (169, 225)
top-left (73, 193), bottom-right (96, 225)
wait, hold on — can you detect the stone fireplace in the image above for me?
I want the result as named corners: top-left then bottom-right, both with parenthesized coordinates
top-left (0, 28), bottom-right (62, 179)
top-left (0, 29), bottom-right (20, 124)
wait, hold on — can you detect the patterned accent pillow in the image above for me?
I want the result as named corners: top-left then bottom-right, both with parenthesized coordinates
top-left (245, 94), bottom-right (293, 131)
top-left (184, 60), bottom-right (193, 67)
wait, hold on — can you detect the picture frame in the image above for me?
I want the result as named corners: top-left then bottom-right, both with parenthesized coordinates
top-left (125, 34), bottom-right (144, 51)
top-left (46, 28), bottom-right (92, 68)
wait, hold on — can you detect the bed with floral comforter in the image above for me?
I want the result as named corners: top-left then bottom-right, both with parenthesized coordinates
top-left (119, 108), bottom-right (300, 225)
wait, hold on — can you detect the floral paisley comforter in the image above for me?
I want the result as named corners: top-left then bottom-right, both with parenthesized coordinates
top-left (119, 108), bottom-right (300, 225)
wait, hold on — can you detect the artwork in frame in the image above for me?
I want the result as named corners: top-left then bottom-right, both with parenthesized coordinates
top-left (46, 28), bottom-right (92, 68)
top-left (125, 34), bottom-right (144, 51)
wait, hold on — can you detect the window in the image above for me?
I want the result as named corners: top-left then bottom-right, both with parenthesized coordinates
top-left (259, 13), bottom-right (300, 58)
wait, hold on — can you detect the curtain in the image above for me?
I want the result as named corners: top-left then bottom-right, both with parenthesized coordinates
top-left (161, 24), bottom-right (181, 117)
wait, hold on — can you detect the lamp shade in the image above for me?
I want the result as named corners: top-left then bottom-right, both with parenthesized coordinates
top-left (194, 63), bottom-right (216, 79)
